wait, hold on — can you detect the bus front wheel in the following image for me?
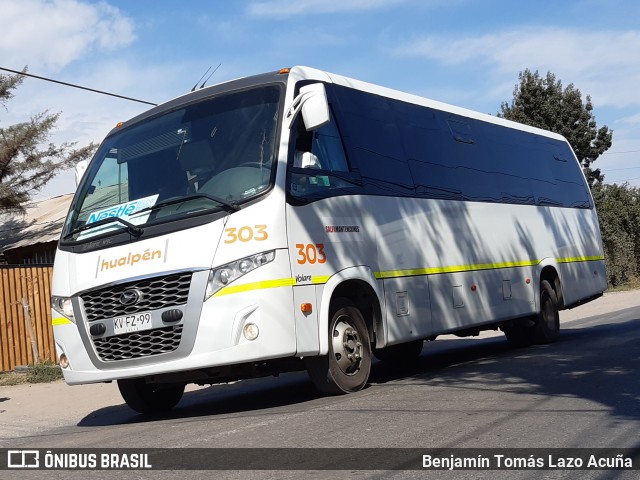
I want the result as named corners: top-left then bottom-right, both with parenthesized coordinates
top-left (306, 299), bottom-right (372, 395)
top-left (117, 377), bottom-right (185, 414)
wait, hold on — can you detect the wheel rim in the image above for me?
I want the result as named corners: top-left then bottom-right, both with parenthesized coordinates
top-left (331, 314), bottom-right (364, 376)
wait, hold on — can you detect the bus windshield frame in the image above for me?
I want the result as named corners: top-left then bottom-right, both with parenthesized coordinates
top-left (61, 84), bottom-right (283, 244)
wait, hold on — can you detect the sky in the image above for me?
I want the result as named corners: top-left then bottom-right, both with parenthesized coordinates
top-left (1, 0), bottom-right (640, 200)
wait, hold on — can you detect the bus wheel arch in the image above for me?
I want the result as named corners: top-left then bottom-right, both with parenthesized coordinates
top-left (305, 277), bottom-right (382, 395)
top-left (503, 266), bottom-right (562, 347)
top-left (540, 265), bottom-right (564, 309)
top-left (330, 279), bottom-right (382, 347)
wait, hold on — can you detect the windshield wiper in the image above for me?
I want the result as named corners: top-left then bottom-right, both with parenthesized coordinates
top-left (131, 193), bottom-right (240, 217)
top-left (63, 216), bottom-right (144, 240)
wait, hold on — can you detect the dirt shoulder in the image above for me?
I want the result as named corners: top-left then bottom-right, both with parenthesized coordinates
top-left (559, 288), bottom-right (640, 322)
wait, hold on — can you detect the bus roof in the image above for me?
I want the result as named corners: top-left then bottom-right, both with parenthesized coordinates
top-left (108, 65), bottom-right (567, 144)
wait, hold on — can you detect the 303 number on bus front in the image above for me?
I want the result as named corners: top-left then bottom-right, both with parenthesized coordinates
top-left (224, 225), bottom-right (268, 244)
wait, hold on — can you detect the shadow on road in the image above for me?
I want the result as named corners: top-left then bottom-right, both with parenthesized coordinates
top-left (77, 372), bottom-right (323, 427)
top-left (77, 314), bottom-right (640, 427)
top-left (373, 314), bottom-right (640, 422)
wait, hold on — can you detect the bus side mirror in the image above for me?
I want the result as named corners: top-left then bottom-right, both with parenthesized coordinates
top-left (75, 160), bottom-right (89, 187)
top-left (287, 83), bottom-right (330, 131)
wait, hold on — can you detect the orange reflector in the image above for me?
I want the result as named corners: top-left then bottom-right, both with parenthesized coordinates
top-left (279, 68), bottom-right (290, 74)
top-left (116, 121), bottom-right (124, 128)
top-left (301, 303), bottom-right (313, 314)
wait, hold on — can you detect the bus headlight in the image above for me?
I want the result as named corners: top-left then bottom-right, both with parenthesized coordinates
top-left (51, 296), bottom-right (75, 322)
top-left (205, 250), bottom-right (276, 300)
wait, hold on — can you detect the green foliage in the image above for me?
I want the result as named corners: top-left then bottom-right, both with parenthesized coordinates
top-left (26, 359), bottom-right (63, 383)
top-left (0, 360), bottom-right (63, 385)
top-left (498, 70), bottom-right (612, 187)
top-left (0, 67), bottom-right (96, 213)
top-left (591, 183), bottom-right (640, 287)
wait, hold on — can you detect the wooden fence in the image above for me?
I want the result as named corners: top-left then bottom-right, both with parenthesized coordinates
top-left (0, 266), bottom-right (55, 372)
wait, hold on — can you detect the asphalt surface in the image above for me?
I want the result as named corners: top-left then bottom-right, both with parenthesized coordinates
top-left (3, 288), bottom-right (638, 440)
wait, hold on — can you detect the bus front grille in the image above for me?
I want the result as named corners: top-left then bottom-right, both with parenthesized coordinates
top-left (93, 325), bottom-right (183, 362)
top-left (81, 272), bottom-right (192, 322)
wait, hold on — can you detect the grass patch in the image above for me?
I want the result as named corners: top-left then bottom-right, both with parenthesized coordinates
top-left (608, 277), bottom-right (640, 292)
top-left (0, 360), bottom-right (63, 386)
top-left (26, 360), bottom-right (63, 383)
top-left (0, 371), bottom-right (28, 386)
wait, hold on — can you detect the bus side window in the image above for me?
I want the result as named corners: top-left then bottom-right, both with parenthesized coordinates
top-left (288, 106), bottom-right (357, 199)
top-left (293, 109), bottom-right (348, 174)
top-left (309, 110), bottom-right (349, 173)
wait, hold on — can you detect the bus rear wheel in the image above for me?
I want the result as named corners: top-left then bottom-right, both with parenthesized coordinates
top-left (306, 299), bottom-right (371, 395)
top-left (503, 279), bottom-right (560, 347)
top-left (117, 377), bottom-right (185, 414)
top-left (532, 279), bottom-right (560, 344)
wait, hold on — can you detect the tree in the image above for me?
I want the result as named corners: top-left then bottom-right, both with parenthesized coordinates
top-left (591, 183), bottom-right (640, 286)
top-left (0, 68), bottom-right (96, 213)
top-left (498, 69), bottom-right (612, 187)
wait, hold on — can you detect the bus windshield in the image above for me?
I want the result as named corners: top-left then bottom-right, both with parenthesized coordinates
top-left (63, 85), bottom-right (281, 241)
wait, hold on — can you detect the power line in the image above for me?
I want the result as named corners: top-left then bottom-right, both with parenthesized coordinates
top-left (0, 66), bottom-right (157, 106)
top-left (604, 166), bottom-right (640, 172)
top-left (603, 149), bottom-right (640, 155)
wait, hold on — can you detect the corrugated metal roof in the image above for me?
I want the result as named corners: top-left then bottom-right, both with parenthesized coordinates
top-left (0, 194), bottom-right (73, 251)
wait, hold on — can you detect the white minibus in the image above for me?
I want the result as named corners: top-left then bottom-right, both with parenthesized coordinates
top-left (52, 66), bottom-right (607, 413)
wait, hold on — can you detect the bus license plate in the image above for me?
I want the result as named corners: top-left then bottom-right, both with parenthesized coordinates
top-left (113, 312), bottom-right (152, 335)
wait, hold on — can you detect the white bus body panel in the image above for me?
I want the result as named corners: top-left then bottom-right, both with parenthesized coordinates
top-left (286, 193), bottom-right (606, 353)
top-left (53, 193), bottom-right (299, 384)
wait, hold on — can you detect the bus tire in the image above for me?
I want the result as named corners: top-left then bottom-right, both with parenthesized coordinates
top-left (305, 299), bottom-right (371, 395)
top-left (502, 318), bottom-right (536, 347)
top-left (373, 339), bottom-right (423, 369)
top-left (117, 378), bottom-right (185, 414)
top-left (533, 279), bottom-right (560, 344)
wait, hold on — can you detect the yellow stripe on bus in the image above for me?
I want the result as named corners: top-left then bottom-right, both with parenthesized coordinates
top-left (213, 256), bottom-right (604, 296)
top-left (214, 275), bottom-right (332, 297)
top-left (52, 317), bottom-right (73, 326)
top-left (375, 259), bottom-right (541, 279)
top-left (214, 278), bottom-right (296, 297)
top-left (311, 276), bottom-right (331, 284)
top-left (556, 255), bottom-right (605, 263)
top-left (375, 256), bottom-right (604, 280)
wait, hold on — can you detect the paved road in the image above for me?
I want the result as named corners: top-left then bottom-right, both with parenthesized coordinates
top-left (1, 290), bottom-right (639, 479)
